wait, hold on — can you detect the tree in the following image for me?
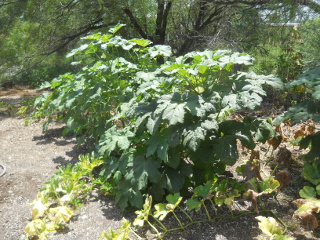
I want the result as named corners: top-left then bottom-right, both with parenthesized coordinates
top-left (1, 0), bottom-right (319, 86)
top-left (299, 16), bottom-right (320, 68)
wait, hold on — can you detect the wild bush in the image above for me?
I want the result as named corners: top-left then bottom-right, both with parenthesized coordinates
top-left (32, 24), bottom-right (283, 210)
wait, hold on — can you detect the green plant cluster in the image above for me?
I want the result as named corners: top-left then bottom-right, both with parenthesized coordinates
top-left (275, 66), bottom-right (320, 125)
top-left (25, 153), bottom-right (103, 240)
top-left (273, 65), bottom-right (320, 231)
top-left (100, 176), bottom-right (280, 240)
top-left (30, 24), bottom-right (284, 210)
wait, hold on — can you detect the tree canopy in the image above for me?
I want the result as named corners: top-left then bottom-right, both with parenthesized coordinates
top-left (0, 0), bottom-right (319, 86)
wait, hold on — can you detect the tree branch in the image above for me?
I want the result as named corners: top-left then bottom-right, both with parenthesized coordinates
top-left (161, 1), bottom-right (172, 43)
top-left (296, 0), bottom-right (320, 13)
top-left (123, 7), bottom-right (149, 40)
top-left (155, 0), bottom-right (165, 42)
top-left (45, 18), bottom-right (106, 55)
top-left (194, 0), bottom-right (270, 5)
top-left (0, 0), bottom-right (21, 8)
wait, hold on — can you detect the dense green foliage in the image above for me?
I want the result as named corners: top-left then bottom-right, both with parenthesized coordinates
top-left (1, 0), bottom-right (319, 87)
top-left (31, 24), bottom-right (284, 210)
top-left (299, 16), bottom-right (320, 68)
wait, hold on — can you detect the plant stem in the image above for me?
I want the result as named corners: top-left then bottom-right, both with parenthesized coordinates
top-left (178, 206), bottom-right (193, 223)
top-left (151, 215), bottom-right (168, 232)
top-left (172, 211), bottom-right (185, 229)
top-left (202, 202), bottom-right (212, 221)
top-left (209, 199), bottom-right (217, 215)
top-left (129, 227), bottom-right (143, 239)
top-left (269, 210), bottom-right (288, 233)
top-left (147, 220), bottom-right (162, 237)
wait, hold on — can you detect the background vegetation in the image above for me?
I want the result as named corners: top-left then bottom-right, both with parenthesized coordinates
top-left (1, 0), bottom-right (320, 87)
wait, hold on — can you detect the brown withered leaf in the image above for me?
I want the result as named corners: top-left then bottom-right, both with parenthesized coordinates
top-left (294, 128), bottom-right (306, 139)
top-left (249, 150), bottom-right (260, 161)
top-left (276, 146), bottom-right (292, 168)
top-left (243, 159), bottom-right (262, 181)
top-left (244, 182), bottom-right (259, 212)
top-left (275, 124), bottom-right (289, 141)
top-left (306, 119), bottom-right (316, 135)
top-left (283, 120), bottom-right (292, 126)
top-left (275, 169), bottom-right (290, 190)
top-left (292, 199), bottom-right (307, 208)
top-left (298, 211), bottom-right (319, 230)
top-left (268, 135), bottom-right (283, 151)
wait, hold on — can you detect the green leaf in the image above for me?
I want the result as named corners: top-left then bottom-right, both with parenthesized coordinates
top-left (147, 45), bottom-right (172, 58)
top-left (129, 38), bottom-right (152, 47)
top-left (247, 178), bottom-right (259, 192)
top-left (299, 186), bottom-right (317, 199)
top-left (146, 113), bottom-right (162, 134)
top-left (302, 160), bottom-right (320, 185)
top-left (162, 103), bottom-right (185, 125)
top-left (163, 163), bottom-right (192, 193)
top-left (316, 185), bottom-right (320, 196)
top-left (193, 183), bottom-right (211, 198)
top-left (213, 136), bottom-right (238, 166)
top-left (166, 147), bottom-right (181, 169)
top-left (166, 193), bottom-right (183, 208)
top-left (153, 203), bottom-right (169, 221)
top-left (99, 127), bottom-right (134, 156)
top-left (108, 23), bottom-right (126, 34)
top-left (219, 120), bottom-right (255, 149)
top-left (66, 44), bottom-right (89, 58)
top-left (186, 198), bottom-right (202, 211)
top-left (259, 177), bottom-right (280, 195)
top-left (146, 133), bottom-right (169, 162)
top-left (182, 125), bottom-right (206, 151)
top-left (274, 235), bottom-right (294, 240)
top-left (300, 132), bottom-right (320, 161)
top-left (130, 156), bottom-right (161, 190)
top-left (116, 181), bottom-right (143, 210)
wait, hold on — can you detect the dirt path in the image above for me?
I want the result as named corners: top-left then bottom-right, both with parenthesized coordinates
top-left (0, 116), bottom-right (125, 240)
top-left (0, 86), bottom-right (124, 240)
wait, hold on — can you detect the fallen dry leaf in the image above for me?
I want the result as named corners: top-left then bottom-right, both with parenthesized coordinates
top-left (276, 146), bottom-right (292, 168)
top-left (275, 169), bottom-right (290, 190)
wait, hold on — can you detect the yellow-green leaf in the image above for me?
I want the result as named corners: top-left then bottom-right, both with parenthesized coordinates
top-left (256, 216), bottom-right (283, 236)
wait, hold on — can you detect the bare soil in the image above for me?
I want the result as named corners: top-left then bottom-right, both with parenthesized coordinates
top-left (0, 85), bottom-right (319, 240)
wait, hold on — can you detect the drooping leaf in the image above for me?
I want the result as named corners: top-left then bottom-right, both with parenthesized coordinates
top-left (256, 216), bottom-right (284, 236)
top-left (153, 203), bottom-right (169, 221)
top-left (133, 196), bottom-right (152, 227)
top-left (48, 206), bottom-right (74, 224)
